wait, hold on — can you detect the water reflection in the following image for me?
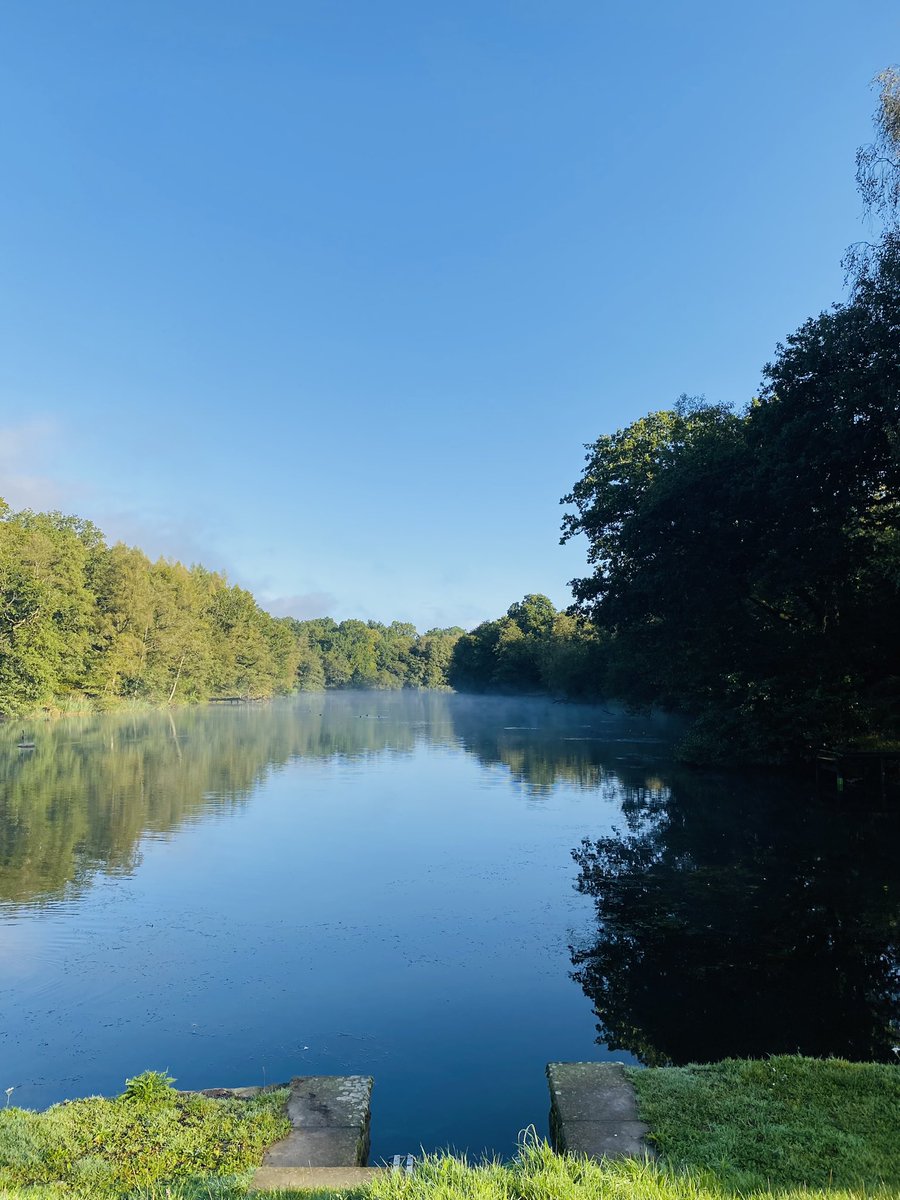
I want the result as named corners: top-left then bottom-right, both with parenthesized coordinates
top-left (0, 696), bottom-right (414, 906)
top-left (571, 771), bottom-right (900, 1064)
top-left (0, 693), bottom-right (668, 907)
top-left (447, 695), bottom-right (676, 794)
top-left (3, 692), bottom-right (897, 1073)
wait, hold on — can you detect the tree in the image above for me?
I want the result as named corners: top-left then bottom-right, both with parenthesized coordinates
top-left (561, 265), bottom-right (900, 760)
top-left (562, 403), bottom-right (752, 710)
top-left (505, 594), bottom-right (556, 638)
top-left (87, 543), bottom-right (156, 698)
top-left (408, 627), bottom-right (463, 688)
top-left (0, 507), bottom-right (103, 712)
top-left (849, 66), bottom-right (900, 282)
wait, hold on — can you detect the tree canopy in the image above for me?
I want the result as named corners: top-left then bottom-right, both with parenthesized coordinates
top-left (447, 594), bottom-right (605, 698)
top-left (561, 250), bottom-right (900, 759)
top-left (0, 503), bottom-right (463, 717)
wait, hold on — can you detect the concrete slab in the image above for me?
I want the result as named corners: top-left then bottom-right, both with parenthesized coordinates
top-left (557, 1121), bottom-right (654, 1159)
top-left (546, 1062), bottom-right (653, 1160)
top-left (284, 1076), bottom-right (373, 1132)
top-left (263, 1126), bottom-right (365, 1168)
top-left (251, 1166), bottom-right (385, 1191)
top-left (261, 1076), bottom-right (374, 1170)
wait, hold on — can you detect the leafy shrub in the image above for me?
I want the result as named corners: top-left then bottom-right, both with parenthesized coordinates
top-left (123, 1071), bottom-right (177, 1108)
top-left (0, 1076), bottom-right (289, 1194)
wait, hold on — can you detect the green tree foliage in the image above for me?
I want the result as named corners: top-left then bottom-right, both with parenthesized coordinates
top-left (0, 503), bottom-right (463, 716)
top-left (286, 616), bottom-right (463, 692)
top-left (0, 509), bottom-right (103, 713)
top-left (849, 66), bottom-right (900, 282)
top-left (448, 594), bottom-right (605, 697)
top-left (562, 244), bottom-right (900, 759)
top-left (0, 506), bottom-right (299, 715)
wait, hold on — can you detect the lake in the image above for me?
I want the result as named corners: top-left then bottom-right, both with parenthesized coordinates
top-left (0, 691), bottom-right (897, 1159)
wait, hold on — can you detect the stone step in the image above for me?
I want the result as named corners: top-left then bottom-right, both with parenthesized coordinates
top-left (261, 1075), bottom-right (374, 1169)
top-left (546, 1061), bottom-right (654, 1160)
top-left (251, 1165), bottom-right (385, 1191)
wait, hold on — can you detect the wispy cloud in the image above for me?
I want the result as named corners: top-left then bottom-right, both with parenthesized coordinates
top-left (0, 418), bottom-right (78, 511)
top-left (0, 420), bottom-right (239, 573)
top-left (262, 591), bottom-right (337, 620)
top-left (94, 506), bottom-right (232, 571)
top-left (418, 601), bottom-right (484, 632)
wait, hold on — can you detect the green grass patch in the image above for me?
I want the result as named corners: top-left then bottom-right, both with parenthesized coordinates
top-left (626, 1055), bottom-right (900, 1193)
top-left (1, 1142), bottom-right (898, 1200)
top-left (3, 1061), bottom-right (899, 1199)
top-left (0, 1070), bottom-right (289, 1196)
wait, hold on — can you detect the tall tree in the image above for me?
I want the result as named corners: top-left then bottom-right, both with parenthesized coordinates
top-left (850, 65), bottom-right (900, 281)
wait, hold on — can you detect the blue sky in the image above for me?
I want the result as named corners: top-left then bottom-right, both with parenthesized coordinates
top-left (1, 1), bottom-right (897, 629)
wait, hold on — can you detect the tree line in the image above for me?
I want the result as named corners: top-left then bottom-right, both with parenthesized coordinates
top-left (0, 495), bottom-right (590, 719)
top-left (290, 617), bottom-right (462, 692)
top-left (0, 492), bottom-right (570, 717)
top-left (446, 592), bottom-right (604, 698)
top-left (0, 502), bottom-right (301, 715)
top-left (0, 501), bottom-right (465, 717)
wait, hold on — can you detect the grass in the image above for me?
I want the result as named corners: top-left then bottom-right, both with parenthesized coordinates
top-left (2, 1059), bottom-right (898, 1198)
top-left (0, 1071), bottom-right (289, 1197)
top-left (364, 1143), bottom-right (900, 1200)
top-left (626, 1056), bottom-right (900, 1194)
top-left (4, 1142), bottom-right (899, 1200)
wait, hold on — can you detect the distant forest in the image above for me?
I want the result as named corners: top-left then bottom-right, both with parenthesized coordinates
top-left (0, 501), bottom-right (470, 715)
top-left (0, 498), bottom-right (595, 717)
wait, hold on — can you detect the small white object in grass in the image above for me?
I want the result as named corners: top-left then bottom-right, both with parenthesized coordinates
top-left (4, 1087), bottom-right (13, 1106)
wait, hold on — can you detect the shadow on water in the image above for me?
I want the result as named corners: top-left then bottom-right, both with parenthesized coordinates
top-left (570, 768), bottom-right (900, 1064)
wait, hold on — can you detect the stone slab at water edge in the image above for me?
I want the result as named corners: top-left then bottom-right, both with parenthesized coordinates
top-left (547, 1062), bottom-right (654, 1160)
top-left (251, 1166), bottom-right (386, 1191)
top-left (259, 1075), bottom-right (373, 1170)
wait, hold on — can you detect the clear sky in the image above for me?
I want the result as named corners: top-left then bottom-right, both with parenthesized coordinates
top-left (1, 2), bottom-right (897, 629)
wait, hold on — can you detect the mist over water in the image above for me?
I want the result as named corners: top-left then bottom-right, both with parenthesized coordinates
top-left (1, 692), bottom-right (896, 1158)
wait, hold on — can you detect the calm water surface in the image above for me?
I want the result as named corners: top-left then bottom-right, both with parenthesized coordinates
top-left (0, 692), bottom-right (897, 1158)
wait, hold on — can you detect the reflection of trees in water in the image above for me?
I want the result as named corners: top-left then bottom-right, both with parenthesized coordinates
top-left (0, 691), bottom-right (453, 907)
top-left (0, 693), bottom-right (674, 906)
top-left (7, 689), bottom-right (896, 1075)
top-left (571, 772), bottom-right (900, 1064)
top-left (447, 695), bottom-right (676, 795)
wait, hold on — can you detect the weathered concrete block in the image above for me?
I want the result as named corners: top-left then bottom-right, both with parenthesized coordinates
top-left (261, 1075), bottom-right (374, 1169)
top-left (559, 1120), bottom-right (654, 1159)
top-left (546, 1062), bottom-right (653, 1161)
